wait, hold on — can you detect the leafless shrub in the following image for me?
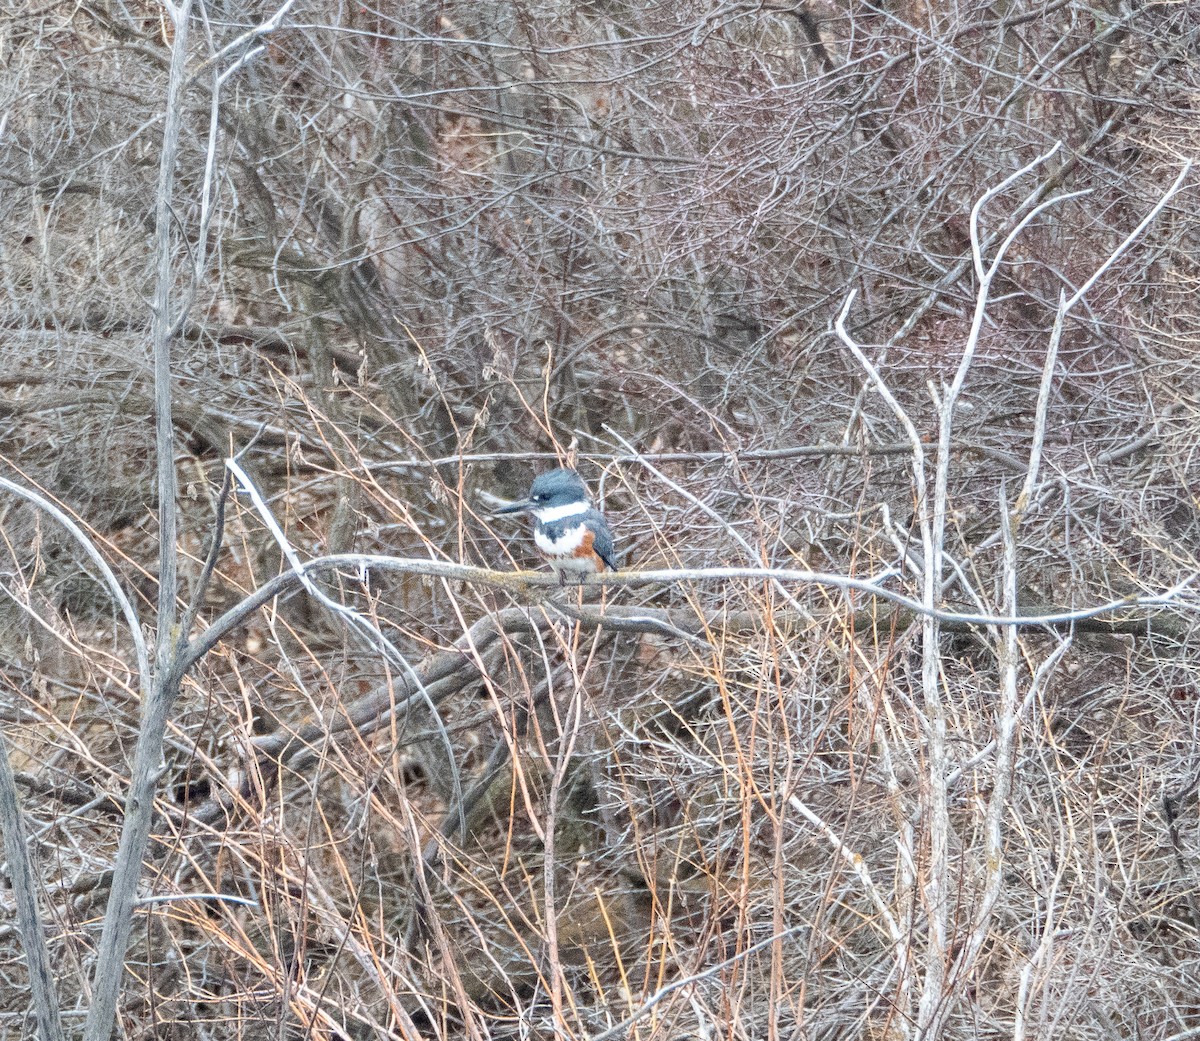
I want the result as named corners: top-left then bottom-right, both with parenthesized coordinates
top-left (4, 1), bottom-right (1200, 1039)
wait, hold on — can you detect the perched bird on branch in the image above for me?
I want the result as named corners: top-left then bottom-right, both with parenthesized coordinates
top-left (495, 467), bottom-right (617, 584)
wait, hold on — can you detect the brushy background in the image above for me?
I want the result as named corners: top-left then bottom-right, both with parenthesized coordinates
top-left (3, 1), bottom-right (1200, 1038)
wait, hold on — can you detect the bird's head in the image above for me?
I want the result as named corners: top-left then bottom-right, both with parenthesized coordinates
top-left (494, 467), bottom-right (590, 516)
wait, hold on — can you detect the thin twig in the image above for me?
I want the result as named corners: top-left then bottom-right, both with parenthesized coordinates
top-left (587, 924), bottom-right (808, 1041)
top-left (0, 476), bottom-right (148, 687)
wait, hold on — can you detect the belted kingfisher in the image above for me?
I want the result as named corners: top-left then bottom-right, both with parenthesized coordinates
top-left (495, 468), bottom-right (617, 583)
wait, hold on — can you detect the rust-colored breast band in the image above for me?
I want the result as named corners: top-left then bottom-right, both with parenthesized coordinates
top-left (571, 528), bottom-right (597, 559)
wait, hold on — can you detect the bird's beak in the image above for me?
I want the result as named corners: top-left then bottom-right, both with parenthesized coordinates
top-left (493, 497), bottom-right (535, 515)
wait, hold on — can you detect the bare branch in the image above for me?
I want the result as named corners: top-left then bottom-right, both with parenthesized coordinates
top-left (0, 729), bottom-right (64, 1041)
top-left (83, 3), bottom-right (194, 1038)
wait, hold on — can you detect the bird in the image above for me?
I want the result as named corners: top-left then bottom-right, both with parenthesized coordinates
top-left (494, 467), bottom-right (617, 584)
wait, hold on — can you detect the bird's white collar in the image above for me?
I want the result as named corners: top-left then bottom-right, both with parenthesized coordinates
top-left (534, 500), bottom-right (590, 523)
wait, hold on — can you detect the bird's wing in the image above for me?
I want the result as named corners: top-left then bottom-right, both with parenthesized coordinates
top-left (589, 510), bottom-right (618, 571)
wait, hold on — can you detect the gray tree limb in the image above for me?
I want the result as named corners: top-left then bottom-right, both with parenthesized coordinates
top-left (82, 2), bottom-right (193, 1038)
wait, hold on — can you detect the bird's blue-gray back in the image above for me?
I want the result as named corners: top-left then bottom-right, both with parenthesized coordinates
top-left (588, 508), bottom-right (617, 571)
